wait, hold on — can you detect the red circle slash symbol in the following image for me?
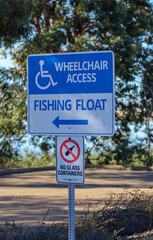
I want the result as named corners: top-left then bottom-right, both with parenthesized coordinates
top-left (60, 139), bottom-right (80, 163)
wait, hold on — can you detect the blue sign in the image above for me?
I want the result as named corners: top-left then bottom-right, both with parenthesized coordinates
top-left (27, 51), bottom-right (115, 135)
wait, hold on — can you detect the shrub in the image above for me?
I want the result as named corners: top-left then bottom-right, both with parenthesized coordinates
top-left (0, 189), bottom-right (153, 239)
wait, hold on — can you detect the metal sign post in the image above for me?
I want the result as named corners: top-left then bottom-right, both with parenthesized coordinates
top-left (68, 184), bottom-right (75, 240)
top-left (56, 136), bottom-right (84, 240)
top-left (27, 51), bottom-right (115, 240)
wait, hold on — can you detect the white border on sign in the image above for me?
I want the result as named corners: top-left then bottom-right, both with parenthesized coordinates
top-left (27, 51), bottom-right (115, 136)
top-left (56, 136), bottom-right (84, 184)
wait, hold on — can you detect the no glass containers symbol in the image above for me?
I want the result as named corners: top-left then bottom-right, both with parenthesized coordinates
top-left (60, 139), bottom-right (80, 163)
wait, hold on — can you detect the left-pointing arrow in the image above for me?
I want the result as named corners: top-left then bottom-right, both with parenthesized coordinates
top-left (52, 116), bottom-right (88, 129)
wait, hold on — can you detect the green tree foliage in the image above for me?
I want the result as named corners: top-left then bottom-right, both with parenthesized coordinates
top-left (0, 0), bottom-right (153, 166)
top-left (138, 48), bottom-right (153, 166)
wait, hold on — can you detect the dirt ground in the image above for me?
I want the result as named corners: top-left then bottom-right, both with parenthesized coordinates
top-left (0, 167), bottom-right (153, 227)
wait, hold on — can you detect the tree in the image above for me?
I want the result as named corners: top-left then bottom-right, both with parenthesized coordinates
top-left (138, 48), bottom-right (153, 166)
top-left (0, 0), bottom-right (153, 165)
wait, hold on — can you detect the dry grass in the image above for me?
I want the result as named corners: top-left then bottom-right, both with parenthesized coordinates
top-left (0, 189), bottom-right (153, 240)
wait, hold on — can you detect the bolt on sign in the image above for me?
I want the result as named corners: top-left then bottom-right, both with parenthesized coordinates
top-left (56, 136), bottom-right (84, 184)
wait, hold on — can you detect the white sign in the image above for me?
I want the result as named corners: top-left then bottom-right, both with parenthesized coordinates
top-left (27, 51), bottom-right (115, 135)
top-left (56, 136), bottom-right (84, 184)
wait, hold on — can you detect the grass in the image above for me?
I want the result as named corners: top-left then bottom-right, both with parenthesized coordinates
top-left (0, 152), bottom-right (56, 169)
top-left (1, 148), bottom-right (153, 170)
top-left (0, 189), bottom-right (153, 240)
top-left (75, 189), bottom-right (153, 239)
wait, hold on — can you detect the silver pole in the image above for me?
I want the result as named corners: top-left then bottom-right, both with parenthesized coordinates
top-left (68, 184), bottom-right (75, 240)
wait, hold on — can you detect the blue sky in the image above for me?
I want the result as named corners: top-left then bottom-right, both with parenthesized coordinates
top-left (0, 49), bottom-right (13, 68)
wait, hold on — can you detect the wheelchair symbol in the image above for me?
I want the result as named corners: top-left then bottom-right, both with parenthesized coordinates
top-left (35, 60), bottom-right (58, 90)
